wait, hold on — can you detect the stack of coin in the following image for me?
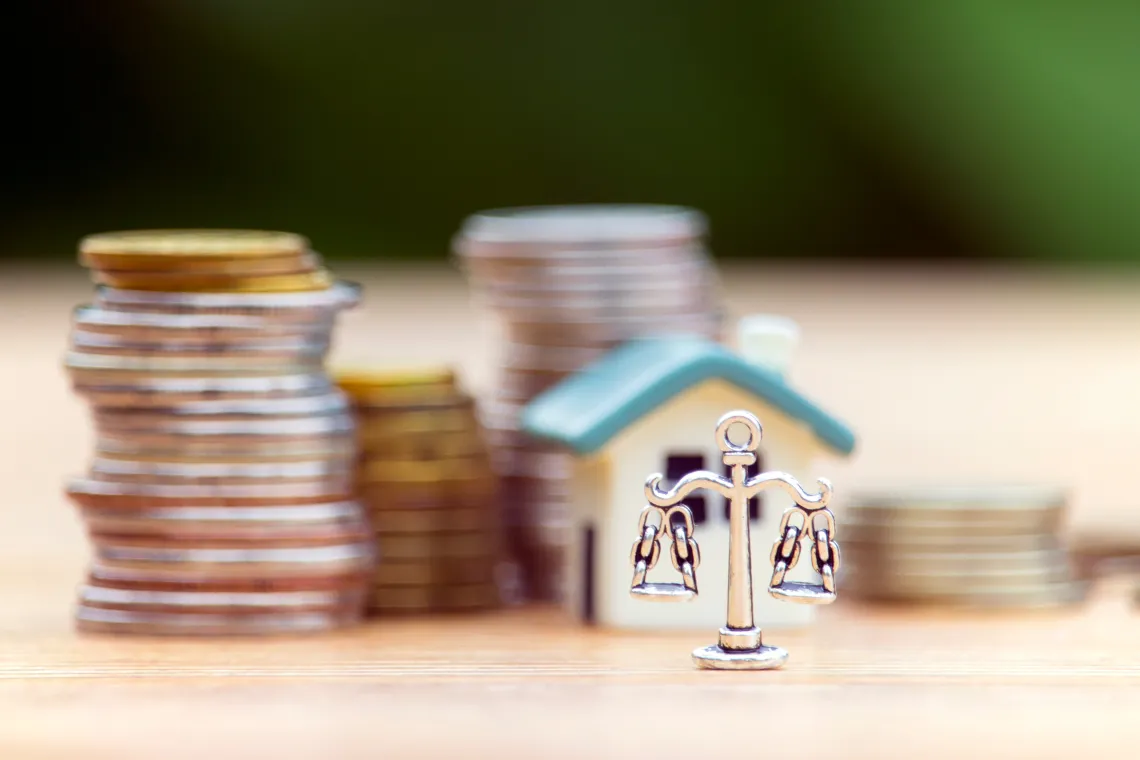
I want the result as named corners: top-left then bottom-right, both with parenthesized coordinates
top-left (842, 487), bottom-right (1087, 609)
top-left (64, 230), bottom-right (374, 635)
top-left (452, 205), bottom-right (725, 601)
top-left (334, 368), bottom-right (504, 615)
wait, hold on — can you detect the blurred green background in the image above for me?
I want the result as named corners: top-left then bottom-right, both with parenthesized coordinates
top-left (5, 1), bottom-right (1140, 263)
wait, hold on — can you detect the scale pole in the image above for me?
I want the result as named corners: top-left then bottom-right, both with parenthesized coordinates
top-left (724, 460), bottom-right (754, 632)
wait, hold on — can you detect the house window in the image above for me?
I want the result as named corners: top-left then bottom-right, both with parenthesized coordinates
top-left (723, 452), bottom-right (763, 521)
top-left (664, 454), bottom-right (707, 524)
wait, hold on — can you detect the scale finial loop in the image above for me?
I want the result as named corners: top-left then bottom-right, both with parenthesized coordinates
top-left (715, 410), bottom-right (762, 453)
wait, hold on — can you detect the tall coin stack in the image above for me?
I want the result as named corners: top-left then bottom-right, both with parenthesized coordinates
top-left (842, 487), bottom-right (1086, 609)
top-left (334, 369), bottom-right (504, 615)
top-left (452, 205), bottom-right (725, 601)
top-left (65, 230), bottom-right (374, 635)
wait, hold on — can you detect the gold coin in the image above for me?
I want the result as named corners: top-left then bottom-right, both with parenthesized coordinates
top-left (334, 366), bottom-right (461, 406)
top-left (371, 558), bottom-right (497, 586)
top-left (95, 270), bottom-right (333, 293)
top-left (379, 532), bottom-right (498, 561)
top-left (92, 256), bottom-right (322, 288)
top-left (367, 581), bottom-right (500, 613)
top-left (357, 430), bottom-right (488, 461)
top-left (369, 506), bottom-right (500, 534)
top-left (89, 251), bottom-right (320, 275)
top-left (80, 230), bottom-right (309, 261)
top-left (358, 477), bottom-right (497, 510)
top-left (359, 456), bottom-right (491, 484)
top-left (355, 408), bottom-right (480, 442)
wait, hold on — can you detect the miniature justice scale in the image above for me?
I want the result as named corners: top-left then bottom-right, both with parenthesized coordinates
top-left (629, 410), bottom-right (840, 670)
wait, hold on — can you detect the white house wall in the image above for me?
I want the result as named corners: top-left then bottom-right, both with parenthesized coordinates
top-left (594, 378), bottom-right (836, 632)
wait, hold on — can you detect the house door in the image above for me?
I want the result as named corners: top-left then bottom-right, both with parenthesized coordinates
top-left (582, 524), bottom-right (596, 624)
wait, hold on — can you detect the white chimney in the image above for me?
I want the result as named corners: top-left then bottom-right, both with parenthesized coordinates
top-left (737, 314), bottom-right (800, 376)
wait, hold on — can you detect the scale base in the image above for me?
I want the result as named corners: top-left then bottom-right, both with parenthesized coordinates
top-left (692, 644), bottom-right (788, 670)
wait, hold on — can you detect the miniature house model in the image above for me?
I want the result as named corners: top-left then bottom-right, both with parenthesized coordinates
top-left (520, 316), bottom-right (856, 630)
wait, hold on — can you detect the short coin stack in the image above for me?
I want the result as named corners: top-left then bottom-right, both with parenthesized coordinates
top-left (334, 368), bottom-right (503, 615)
top-left (842, 487), bottom-right (1086, 609)
top-left (453, 205), bottom-right (725, 601)
top-left (65, 230), bottom-right (374, 635)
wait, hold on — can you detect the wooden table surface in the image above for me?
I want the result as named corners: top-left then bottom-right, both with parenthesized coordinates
top-left (2, 262), bottom-right (1139, 759)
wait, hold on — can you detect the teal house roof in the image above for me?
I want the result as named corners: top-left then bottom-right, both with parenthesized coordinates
top-left (519, 335), bottom-right (856, 457)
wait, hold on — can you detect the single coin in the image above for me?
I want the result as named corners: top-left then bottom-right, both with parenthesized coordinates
top-left (334, 366), bottom-right (456, 396)
top-left (359, 457), bottom-right (492, 484)
top-left (371, 558), bottom-right (498, 586)
top-left (87, 252), bottom-right (321, 279)
top-left (91, 392), bottom-right (349, 419)
top-left (93, 431), bottom-right (356, 459)
top-left (94, 541), bottom-right (375, 566)
top-left (86, 563), bottom-right (370, 592)
top-left (65, 349), bottom-right (325, 374)
top-left (70, 328), bottom-right (329, 355)
top-left (454, 205), bottom-right (706, 247)
top-left (73, 304), bottom-right (335, 340)
top-left (842, 528), bottom-right (1061, 552)
top-left (367, 581), bottom-right (501, 613)
top-left (81, 502), bottom-right (368, 539)
top-left (358, 430), bottom-right (489, 461)
top-left (92, 525), bottom-right (373, 550)
top-left (355, 410), bottom-right (480, 444)
top-left (94, 434), bottom-right (356, 461)
top-left (88, 457), bottom-right (352, 484)
top-left (80, 229), bottom-right (310, 260)
top-left (378, 532), bottom-right (498, 561)
top-left (367, 507), bottom-right (500, 534)
top-left (358, 477), bottom-right (498, 511)
top-left (90, 413), bottom-right (355, 436)
top-left (78, 584), bottom-right (364, 614)
top-left (66, 477), bottom-right (354, 507)
top-left (70, 371), bottom-right (333, 401)
top-left (94, 280), bottom-right (360, 313)
top-left (75, 605), bottom-right (362, 636)
top-left (94, 269), bottom-right (334, 293)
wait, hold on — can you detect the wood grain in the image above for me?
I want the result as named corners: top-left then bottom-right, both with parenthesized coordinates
top-left (1, 262), bottom-right (1139, 759)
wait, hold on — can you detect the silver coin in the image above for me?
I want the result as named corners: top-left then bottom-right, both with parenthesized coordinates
top-left (92, 392), bottom-right (349, 418)
top-left (65, 350), bottom-right (325, 374)
top-left (82, 500), bottom-right (364, 527)
top-left (850, 485), bottom-right (1067, 510)
top-left (88, 457), bottom-right (353, 482)
top-left (74, 305), bottom-right (336, 341)
top-left (843, 530), bottom-right (1061, 552)
top-left (72, 373), bottom-right (334, 407)
top-left (460, 241), bottom-right (709, 266)
top-left (94, 280), bottom-right (361, 313)
top-left (96, 542), bottom-right (374, 565)
top-left (91, 413), bottom-right (355, 436)
top-left (454, 205), bottom-right (706, 249)
top-left (94, 433), bottom-right (356, 459)
top-left (70, 328), bottom-right (330, 354)
top-left (79, 585), bottom-right (349, 610)
top-left (75, 605), bottom-right (361, 634)
top-left (67, 476), bottom-right (354, 503)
